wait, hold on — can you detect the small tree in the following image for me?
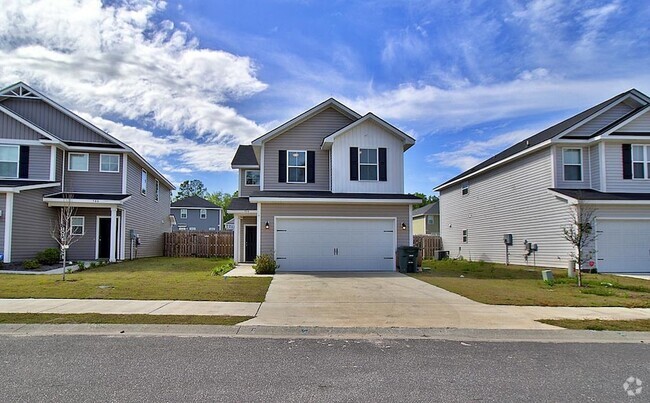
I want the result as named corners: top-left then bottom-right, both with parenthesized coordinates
top-left (174, 179), bottom-right (208, 201)
top-left (562, 203), bottom-right (597, 287)
top-left (50, 199), bottom-right (83, 281)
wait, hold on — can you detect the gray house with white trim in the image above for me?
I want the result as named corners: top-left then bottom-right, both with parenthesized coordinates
top-left (228, 98), bottom-right (420, 271)
top-left (436, 89), bottom-right (650, 273)
top-left (170, 196), bottom-right (222, 231)
top-left (0, 82), bottom-right (174, 263)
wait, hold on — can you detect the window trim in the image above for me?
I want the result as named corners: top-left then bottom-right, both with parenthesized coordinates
top-left (0, 144), bottom-right (20, 179)
top-left (462, 229), bottom-right (468, 244)
top-left (155, 179), bottom-right (160, 202)
top-left (99, 154), bottom-right (120, 173)
top-left (461, 181), bottom-right (469, 196)
top-left (200, 209), bottom-right (207, 219)
top-left (180, 209), bottom-right (187, 219)
top-left (359, 148), bottom-right (379, 181)
top-left (286, 150), bottom-right (307, 184)
top-left (631, 144), bottom-right (650, 180)
top-left (68, 152), bottom-right (89, 172)
top-left (71, 216), bottom-right (85, 236)
top-left (244, 169), bottom-right (260, 186)
top-left (562, 148), bottom-right (583, 182)
top-left (141, 169), bottom-right (148, 196)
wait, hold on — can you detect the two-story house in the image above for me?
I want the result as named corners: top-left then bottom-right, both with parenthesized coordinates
top-left (170, 196), bottom-right (222, 231)
top-left (436, 89), bottom-right (650, 273)
top-left (228, 98), bottom-right (420, 271)
top-left (0, 82), bottom-right (174, 263)
top-left (412, 203), bottom-right (440, 235)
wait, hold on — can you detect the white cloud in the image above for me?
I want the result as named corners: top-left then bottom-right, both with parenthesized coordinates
top-left (0, 0), bottom-right (267, 147)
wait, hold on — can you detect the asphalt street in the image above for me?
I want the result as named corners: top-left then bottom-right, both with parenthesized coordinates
top-left (0, 334), bottom-right (648, 402)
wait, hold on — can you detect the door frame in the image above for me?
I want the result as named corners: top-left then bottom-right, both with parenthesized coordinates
top-left (95, 216), bottom-right (121, 260)
top-left (244, 224), bottom-right (257, 262)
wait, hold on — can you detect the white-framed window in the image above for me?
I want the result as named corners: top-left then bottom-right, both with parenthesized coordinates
top-left (155, 179), bottom-right (160, 202)
top-left (462, 229), bottom-right (468, 243)
top-left (632, 145), bottom-right (650, 179)
top-left (189, 227), bottom-right (197, 231)
top-left (68, 153), bottom-right (89, 171)
top-left (200, 209), bottom-right (207, 219)
top-left (178, 225), bottom-right (187, 231)
top-left (71, 216), bottom-right (85, 235)
top-left (180, 209), bottom-right (187, 219)
top-left (287, 150), bottom-right (306, 183)
top-left (427, 216), bottom-right (434, 224)
top-left (99, 154), bottom-right (119, 173)
top-left (209, 227), bottom-right (216, 231)
top-left (0, 145), bottom-right (20, 178)
top-left (141, 169), bottom-right (147, 195)
top-left (245, 170), bottom-right (260, 186)
top-left (461, 181), bottom-right (469, 196)
top-left (563, 148), bottom-right (582, 181)
top-left (359, 148), bottom-right (378, 181)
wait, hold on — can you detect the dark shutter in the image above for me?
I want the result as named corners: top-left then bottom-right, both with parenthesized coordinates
top-left (349, 147), bottom-right (358, 181)
top-left (378, 147), bottom-right (387, 181)
top-left (307, 151), bottom-right (315, 183)
top-left (278, 150), bottom-right (286, 183)
top-left (19, 146), bottom-right (29, 178)
top-left (622, 144), bottom-right (632, 180)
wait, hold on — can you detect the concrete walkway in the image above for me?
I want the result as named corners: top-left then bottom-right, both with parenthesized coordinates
top-left (0, 299), bottom-right (260, 317)
top-left (224, 264), bottom-right (273, 278)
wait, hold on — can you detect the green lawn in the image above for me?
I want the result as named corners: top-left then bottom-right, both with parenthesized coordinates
top-left (0, 257), bottom-right (271, 302)
top-left (0, 313), bottom-right (251, 325)
top-left (539, 319), bottom-right (650, 331)
top-left (411, 259), bottom-right (650, 307)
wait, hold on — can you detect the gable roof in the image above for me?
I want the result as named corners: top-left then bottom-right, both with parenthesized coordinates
top-left (0, 82), bottom-right (174, 189)
top-left (171, 195), bottom-right (221, 209)
top-left (321, 112), bottom-right (416, 151)
top-left (435, 89), bottom-right (649, 191)
top-left (231, 145), bottom-right (259, 168)
top-left (412, 202), bottom-right (439, 217)
top-left (251, 98), bottom-right (361, 145)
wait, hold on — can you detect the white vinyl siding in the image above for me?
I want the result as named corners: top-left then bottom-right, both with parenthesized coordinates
top-left (589, 145), bottom-right (601, 190)
top-left (604, 142), bottom-right (650, 192)
top-left (562, 148), bottom-right (583, 181)
top-left (68, 153), bottom-right (89, 171)
top-left (100, 154), bottom-right (120, 172)
top-left (0, 145), bottom-right (19, 178)
top-left (615, 110), bottom-right (650, 132)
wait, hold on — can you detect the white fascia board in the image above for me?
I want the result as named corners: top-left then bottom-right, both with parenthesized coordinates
top-left (67, 146), bottom-right (126, 152)
top-left (248, 197), bottom-right (420, 204)
top-left (231, 165), bottom-right (259, 169)
top-left (581, 200), bottom-right (650, 205)
top-left (547, 189), bottom-right (578, 204)
top-left (321, 113), bottom-right (415, 150)
top-left (435, 140), bottom-right (552, 191)
top-left (44, 196), bottom-right (131, 207)
top-left (227, 209), bottom-right (257, 215)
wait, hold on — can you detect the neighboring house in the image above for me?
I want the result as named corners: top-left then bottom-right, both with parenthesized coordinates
top-left (435, 89), bottom-right (650, 273)
top-left (0, 82), bottom-right (174, 263)
top-left (228, 98), bottom-right (420, 271)
top-left (224, 218), bottom-right (235, 231)
top-left (412, 203), bottom-right (440, 235)
top-left (170, 196), bottom-right (222, 231)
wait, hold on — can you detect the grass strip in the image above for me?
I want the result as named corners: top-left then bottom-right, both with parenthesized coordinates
top-left (539, 319), bottom-right (650, 331)
top-left (0, 313), bottom-right (252, 325)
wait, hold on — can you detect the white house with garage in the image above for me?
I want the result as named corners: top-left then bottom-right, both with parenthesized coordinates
top-left (436, 88), bottom-right (650, 273)
top-left (228, 98), bottom-right (420, 271)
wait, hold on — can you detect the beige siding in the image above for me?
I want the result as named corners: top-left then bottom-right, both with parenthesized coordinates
top-left (3, 98), bottom-right (112, 144)
top-left (263, 107), bottom-right (353, 191)
top-left (123, 158), bottom-right (172, 259)
top-left (604, 141), bottom-right (650, 192)
top-left (64, 152), bottom-right (122, 193)
top-left (0, 109), bottom-right (43, 140)
top-left (258, 203), bottom-right (409, 255)
top-left (554, 146), bottom-right (592, 189)
top-left (617, 111), bottom-right (650, 132)
top-left (567, 103), bottom-right (633, 137)
top-left (11, 188), bottom-right (59, 261)
top-left (239, 169), bottom-right (260, 197)
top-left (413, 216), bottom-right (426, 235)
top-left (439, 148), bottom-right (574, 268)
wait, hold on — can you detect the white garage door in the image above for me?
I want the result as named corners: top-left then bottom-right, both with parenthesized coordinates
top-left (597, 219), bottom-right (650, 273)
top-left (275, 218), bottom-right (396, 271)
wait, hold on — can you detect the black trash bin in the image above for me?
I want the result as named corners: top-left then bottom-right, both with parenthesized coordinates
top-left (397, 246), bottom-right (419, 273)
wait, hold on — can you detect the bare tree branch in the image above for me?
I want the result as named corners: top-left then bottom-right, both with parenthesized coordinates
top-left (562, 202), bottom-right (597, 287)
top-left (49, 194), bottom-right (83, 281)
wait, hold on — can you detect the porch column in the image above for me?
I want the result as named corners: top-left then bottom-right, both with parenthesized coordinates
top-left (109, 206), bottom-right (117, 262)
top-left (233, 215), bottom-right (240, 262)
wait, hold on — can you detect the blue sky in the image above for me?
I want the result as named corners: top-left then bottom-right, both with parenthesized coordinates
top-left (1, 0), bottom-right (650, 196)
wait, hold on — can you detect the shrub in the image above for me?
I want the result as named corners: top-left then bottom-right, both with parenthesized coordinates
top-left (211, 263), bottom-right (235, 276)
top-left (35, 248), bottom-right (61, 265)
top-left (76, 261), bottom-right (86, 271)
top-left (23, 259), bottom-right (41, 270)
top-left (253, 254), bottom-right (278, 274)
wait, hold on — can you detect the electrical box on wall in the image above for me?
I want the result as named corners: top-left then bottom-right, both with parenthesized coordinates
top-left (503, 234), bottom-right (513, 246)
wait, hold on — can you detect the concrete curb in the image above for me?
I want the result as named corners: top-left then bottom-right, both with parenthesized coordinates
top-left (0, 323), bottom-right (648, 343)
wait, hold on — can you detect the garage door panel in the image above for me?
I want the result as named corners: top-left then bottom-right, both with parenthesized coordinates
top-left (597, 219), bottom-right (650, 273)
top-left (276, 218), bottom-right (395, 272)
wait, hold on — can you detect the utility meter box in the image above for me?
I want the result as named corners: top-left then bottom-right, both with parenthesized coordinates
top-left (503, 234), bottom-right (513, 246)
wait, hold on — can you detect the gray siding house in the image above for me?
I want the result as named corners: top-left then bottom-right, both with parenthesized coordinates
top-left (0, 82), bottom-right (174, 263)
top-left (170, 196), bottom-right (222, 231)
top-left (228, 99), bottom-right (420, 271)
top-left (436, 89), bottom-right (650, 273)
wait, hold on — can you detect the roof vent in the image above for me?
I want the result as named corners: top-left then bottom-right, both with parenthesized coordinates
top-left (526, 140), bottom-right (530, 147)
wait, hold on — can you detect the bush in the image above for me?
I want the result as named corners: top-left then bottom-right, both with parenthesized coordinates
top-left (23, 259), bottom-right (41, 270)
top-left (35, 248), bottom-right (61, 265)
top-left (211, 262), bottom-right (235, 276)
top-left (253, 254), bottom-right (278, 274)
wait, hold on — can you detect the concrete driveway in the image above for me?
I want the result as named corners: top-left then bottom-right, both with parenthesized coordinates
top-left (240, 272), bottom-right (557, 329)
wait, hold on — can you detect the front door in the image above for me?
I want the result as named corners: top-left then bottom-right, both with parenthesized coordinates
top-left (245, 226), bottom-right (257, 262)
top-left (98, 218), bottom-right (112, 259)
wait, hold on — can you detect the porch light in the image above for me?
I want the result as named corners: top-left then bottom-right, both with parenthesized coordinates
top-left (265, 221), bottom-right (270, 229)
top-left (401, 222), bottom-right (407, 230)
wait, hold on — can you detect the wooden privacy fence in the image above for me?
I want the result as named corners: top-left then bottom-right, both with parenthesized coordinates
top-left (413, 235), bottom-right (443, 261)
top-left (164, 231), bottom-right (234, 258)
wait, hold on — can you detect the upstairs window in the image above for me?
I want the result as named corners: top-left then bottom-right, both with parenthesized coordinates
top-left (563, 148), bottom-right (582, 181)
top-left (155, 179), bottom-right (160, 202)
top-left (461, 181), bottom-right (469, 196)
top-left (141, 169), bottom-right (148, 195)
top-left (632, 145), bottom-right (650, 179)
top-left (287, 150), bottom-right (306, 183)
top-left (0, 145), bottom-right (19, 178)
top-left (180, 209), bottom-right (187, 219)
top-left (68, 153), bottom-right (89, 171)
top-left (100, 154), bottom-right (119, 172)
top-left (200, 209), bottom-right (207, 219)
top-left (245, 170), bottom-right (260, 186)
top-left (462, 229), bottom-right (468, 243)
top-left (359, 148), bottom-right (378, 181)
